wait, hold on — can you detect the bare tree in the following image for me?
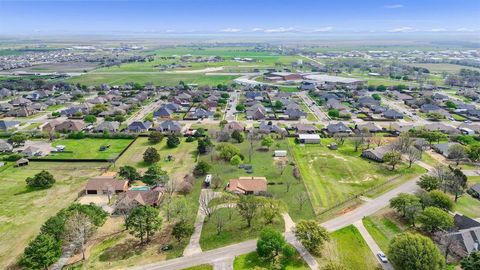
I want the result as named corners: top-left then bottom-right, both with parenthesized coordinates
top-left (247, 132), bottom-right (259, 163)
top-left (393, 133), bottom-right (414, 153)
top-left (64, 212), bottom-right (95, 261)
top-left (199, 190), bottom-right (216, 218)
top-left (277, 162), bottom-right (287, 176)
top-left (351, 137), bottom-right (365, 152)
top-left (164, 179), bottom-right (178, 196)
top-left (406, 147), bottom-right (422, 168)
top-left (212, 212), bottom-right (225, 235)
top-left (105, 184), bottom-right (115, 204)
top-left (448, 144), bottom-right (466, 166)
top-left (371, 134), bottom-right (384, 147)
top-left (295, 192), bottom-right (309, 211)
top-left (333, 133), bottom-right (346, 146)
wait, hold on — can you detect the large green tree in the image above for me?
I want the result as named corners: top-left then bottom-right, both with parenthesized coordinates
top-left (119, 166), bottom-right (141, 184)
top-left (256, 228), bottom-right (288, 262)
top-left (293, 220), bottom-right (329, 255)
top-left (25, 170), bottom-right (56, 189)
top-left (125, 206), bottom-right (162, 244)
top-left (418, 207), bottom-right (454, 233)
top-left (236, 195), bottom-right (260, 228)
top-left (387, 233), bottom-right (445, 270)
top-left (461, 251), bottom-right (480, 270)
top-left (143, 147), bottom-right (160, 164)
top-left (142, 164), bottom-right (168, 185)
top-left (20, 233), bottom-right (62, 270)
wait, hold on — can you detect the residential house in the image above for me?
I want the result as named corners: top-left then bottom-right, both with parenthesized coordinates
top-left (0, 120), bottom-right (20, 131)
top-left (284, 108), bottom-right (307, 120)
top-left (0, 140), bottom-right (13, 152)
top-left (326, 122), bottom-right (352, 134)
top-left (193, 108), bottom-right (214, 119)
top-left (223, 121), bottom-right (244, 133)
top-left (95, 121), bottom-right (120, 133)
top-left (226, 177), bottom-right (268, 195)
top-left (361, 145), bottom-right (392, 162)
top-left (258, 121), bottom-right (285, 134)
top-left (6, 106), bottom-right (37, 117)
top-left (425, 123), bottom-right (460, 135)
top-left (9, 97), bottom-right (32, 107)
top-left (84, 176), bottom-right (129, 195)
top-left (441, 214), bottom-right (480, 257)
top-left (469, 184), bottom-right (480, 199)
top-left (155, 120), bottom-right (182, 134)
top-left (127, 121), bottom-right (152, 133)
top-left (115, 190), bottom-right (163, 212)
top-left (383, 109), bottom-right (404, 119)
top-left (298, 134), bottom-right (321, 144)
top-left (357, 122), bottom-right (382, 133)
top-left (54, 120), bottom-right (86, 133)
top-left (294, 123), bottom-right (318, 134)
top-left (432, 142), bottom-right (458, 158)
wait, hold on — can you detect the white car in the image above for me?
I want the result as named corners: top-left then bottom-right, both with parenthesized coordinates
top-left (377, 252), bottom-right (388, 263)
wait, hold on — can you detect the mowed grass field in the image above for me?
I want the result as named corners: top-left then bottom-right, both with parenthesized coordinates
top-left (322, 225), bottom-right (379, 270)
top-left (200, 138), bottom-right (316, 221)
top-left (455, 176), bottom-right (480, 218)
top-left (362, 211), bottom-right (404, 251)
top-left (289, 138), bottom-right (425, 212)
top-left (114, 137), bottom-right (197, 178)
top-left (0, 162), bottom-right (107, 268)
top-left (50, 138), bottom-right (133, 160)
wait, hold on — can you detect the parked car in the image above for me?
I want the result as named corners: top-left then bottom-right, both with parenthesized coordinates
top-left (377, 252), bottom-right (388, 263)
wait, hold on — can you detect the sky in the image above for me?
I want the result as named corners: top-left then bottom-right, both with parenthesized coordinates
top-left (0, 0), bottom-right (479, 36)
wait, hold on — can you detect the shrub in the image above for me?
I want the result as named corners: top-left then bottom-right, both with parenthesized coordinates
top-left (25, 170), bottom-right (56, 189)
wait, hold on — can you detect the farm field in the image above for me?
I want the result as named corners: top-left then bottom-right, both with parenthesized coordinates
top-left (200, 138), bottom-right (316, 221)
top-left (49, 138), bottom-right (134, 160)
top-left (289, 138), bottom-right (425, 212)
top-left (322, 225), bottom-right (380, 270)
top-left (233, 248), bottom-right (309, 270)
top-left (200, 207), bottom-right (285, 251)
top-left (114, 137), bottom-right (197, 178)
top-left (0, 162), bottom-right (108, 269)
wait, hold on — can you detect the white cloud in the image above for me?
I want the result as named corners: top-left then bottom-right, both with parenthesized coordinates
top-left (312, 26), bottom-right (333, 32)
top-left (264, 27), bottom-right (295, 33)
top-left (221, 28), bottom-right (241, 33)
top-left (456, 27), bottom-right (474, 32)
top-left (251, 28), bottom-right (263, 32)
top-left (165, 29), bottom-right (175, 33)
top-left (388, 27), bottom-right (414, 33)
top-left (384, 4), bottom-right (404, 9)
top-left (429, 28), bottom-right (447, 32)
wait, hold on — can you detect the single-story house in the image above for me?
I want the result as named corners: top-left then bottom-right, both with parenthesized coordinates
top-left (95, 121), bottom-right (120, 133)
top-left (294, 123), bottom-right (318, 134)
top-left (468, 183), bottom-right (480, 199)
top-left (326, 122), bottom-right (352, 134)
top-left (298, 134), bottom-right (321, 144)
top-left (226, 177), bottom-right (268, 195)
top-left (54, 120), bottom-right (86, 133)
top-left (115, 190), bottom-right (163, 213)
top-left (442, 214), bottom-right (480, 257)
top-left (223, 121), bottom-right (244, 133)
top-left (361, 145), bottom-right (392, 162)
top-left (155, 120), bottom-right (182, 134)
top-left (357, 122), bottom-right (382, 133)
top-left (0, 120), bottom-right (20, 131)
top-left (127, 121), bottom-right (152, 133)
top-left (383, 109), bottom-right (404, 119)
top-left (432, 142), bottom-right (458, 158)
top-left (0, 140), bottom-right (13, 152)
top-left (84, 176), bottom-right (129, 195)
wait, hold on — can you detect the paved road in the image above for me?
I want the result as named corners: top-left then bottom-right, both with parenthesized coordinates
top-left (126, 98), bottom-right (163, 125)
top-left (225, 91), bottom-right (239, 121)
top-left (354, 220), bottom-right (394, 270)
top-left (297, 91), bottom-right (330, 123)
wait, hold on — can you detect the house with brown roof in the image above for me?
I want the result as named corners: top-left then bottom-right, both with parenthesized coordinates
top-left (223, 121), bottom-right (244, 133)
top-left (114, 190), bottom-right (163, 213)
top-left (84, 176), bottom-right (128, 195)
top-left (54, 120), bottom-right (85, 133)
top-left (226, 176), bottom-right (268, 195)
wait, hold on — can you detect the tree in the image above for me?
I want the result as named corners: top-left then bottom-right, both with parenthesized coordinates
top-left (350, 137), bottom-right (364, 152)
top-left (295, 192), bottom-right (309, 211)
top-left (20, 233), bottom-right (62, 270)
top-left (236, 195), bottom-right (260, 227)
top-left (372, 93), bottom-right (381, 100)
top-left (25, 170), bottom-right (56, 189)
top-left (293, 220), bottom-right (329, 255)
top-left (230, 155), bottom-right (242, 166)
top-left (119, 166), bottom-right (140, 183)
top-left (193, 160), bottom-right (211, 176)
top-left (260, 198), bottom-right (284, 224)
top-left (448, 144), bottom-right (466, 165)
top-left (371, 134), bottom-right (384, 147)
top-left (197, 137), bottom-right (213, 155)
top-left (148, 131), bottom-right (164, 144)
top-left (417, 175), bottom-right (440, 191)
top-left (142, 164), bottom-right (169, 186)
top-left (461, 251), bottom-right (480, 270)
top-left (143, 147), bottom-right (160, 164)
top-left (328, 108), bottom-right (341, 118)
top-left (418, 206), bottom-right (454, 233)
top-left (166, 134), bottom-right (180, 148)
top-left (384, 151), bottom-right (402, 170)
top-left (216, 143), bottom-right (241, 161)
top-left (64, 212), bottom-right (95, 260)
top-left (125, 206), bottom-right (162, 244)
top-left (406, 147), bottom-right (422, 168)
top-left (467, 144), bottom-right (480, 162)
top-left (390, 193), bottom-right (421, 217)
top-left (448, 166), bottom-right (468, 202)
top-left (83, 114), bottom-right (97, 124)
top-left (231, 130), bottom-right (244, 143)
top-left (445, 100), bottom-right (457, 109)
top-left (426, 190), bottom-right (453, 211)
top-left (261, 136), bottom-right (274, 149)
top-left (235, 103), bottom-right (245, 112)
top-left (273, 100), bottom-right (283, 110)
top-left (171, 220), bottom-right (194, 242)
top-left (387, 233), bottom-right (445, 270)
top-left (211, 212), bottom-right (226, 235)
top-left (427, 112), bottom-right (445, 121)
top-left (256, 228), bottom-right (288, 262)
top-left (10, 133), bottom-right (27, 147)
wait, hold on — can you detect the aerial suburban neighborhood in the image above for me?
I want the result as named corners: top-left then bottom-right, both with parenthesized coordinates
top-left (0, 1), bottom-right (479, 270)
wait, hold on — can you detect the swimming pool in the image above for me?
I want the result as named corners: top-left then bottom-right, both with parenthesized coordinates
top-left (129, 186), bottom-right (150, 191)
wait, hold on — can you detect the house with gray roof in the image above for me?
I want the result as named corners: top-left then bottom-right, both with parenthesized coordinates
top-left (127, 121), bottom-right (152, 133)
top-left (383, 109), bottom-right (404, 119)
top-left (95, 121), bottom-right (120, 133)
top-left (361, 145), bottom-right (392, 162)
top-left (155, 120), bottom-right (182, 134)
top-left (326, 122), bottom-right (352, 134)
top-left (0, 120), bottom-right (20, 131)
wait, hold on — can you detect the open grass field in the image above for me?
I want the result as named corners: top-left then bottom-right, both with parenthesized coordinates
top-left (323, 225), bottom-right (379, 270)
top-left (49, 138), bottom-right (133, 160)
top-left (184, 265), bottom-right (213, 270)
top-left (362, 214), bottom-right (403, 251)
top-left (114, 137), bottom-right (197, 178)
top-left (289, 138), bottom-right (425, 212)
top-left (67, 73), bottom-right (239, 87)
top-left (0, 161), bottom-right (108, 269)
top-left (200, 207), bottom-right (285, 251)
top-left (234, 248), bottom-right (309, 270)
top-left (200, 138), bottom-right (315, 221)
top-left (407, 63), bottom-right (480, 73)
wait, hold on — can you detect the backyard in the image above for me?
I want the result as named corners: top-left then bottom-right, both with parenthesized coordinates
top-left (0, 161), bottom-right (108, 268)
top-left (50, 138), bottom-right (134, 160)
top-left (289, 138), bottom-right (425, 212)
top-left (454, 176), bottom-right (480, 218)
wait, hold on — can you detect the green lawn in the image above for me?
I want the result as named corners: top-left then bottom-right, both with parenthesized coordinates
top-left (326, 225), bottom-right (379, 270)
top-left (362, 216), bottom-right (402, 251)
top-left (234, 248), bottom-right (309, 270)
top-left (49, 138), bottom-right (133, 160)
top-left (114, 137), bottom-right (197, 177)
top-left (184, 265), bottom-right (213, 270)
top-left (0, 162), bottom-right (107, 268)
top-left (454, 176), bottom-right (480, 218)
top-left (200, 138), bottom-right (315, 221)
top-left (289, 138), bottom-right (425, 212)
top-left (200, 207), bottom-right (285, 251)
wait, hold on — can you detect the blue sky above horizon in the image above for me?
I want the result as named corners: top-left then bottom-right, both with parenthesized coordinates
top-left (0, 0), bottom-right (479, 35)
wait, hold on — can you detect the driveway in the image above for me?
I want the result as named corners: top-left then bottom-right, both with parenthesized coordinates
top-left (353, 220), bottom-right (394, 270)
